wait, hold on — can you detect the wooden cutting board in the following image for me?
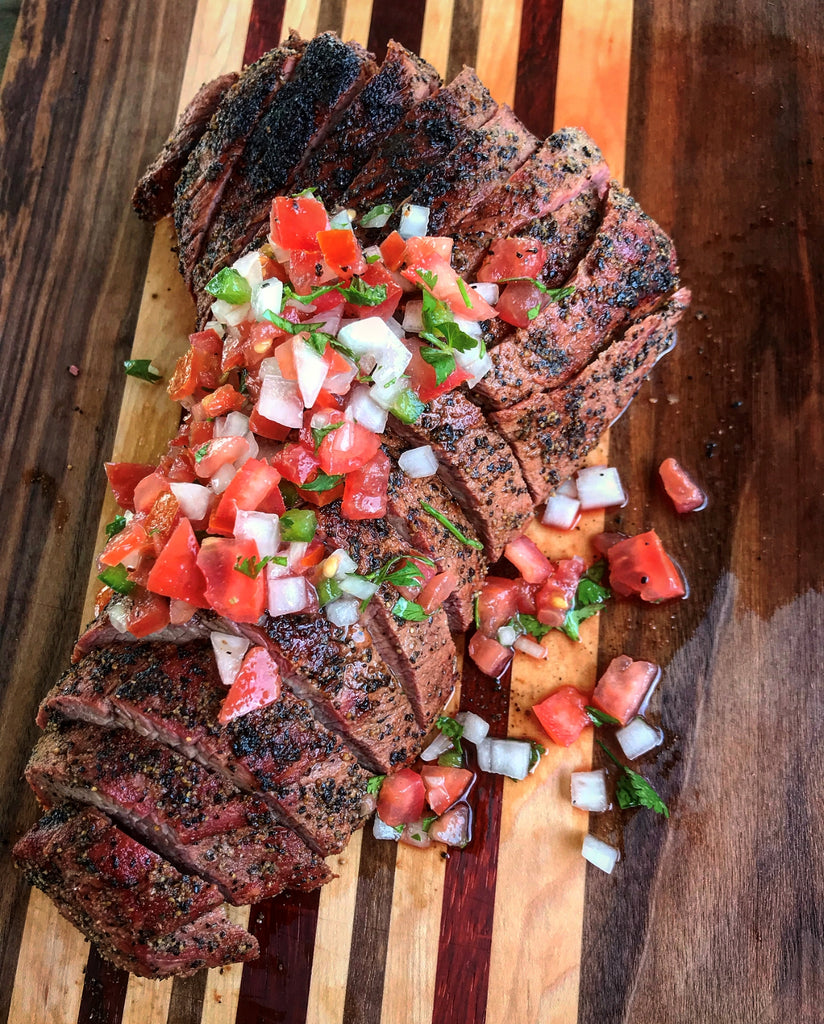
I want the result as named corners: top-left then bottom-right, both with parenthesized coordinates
top-left (1, 2), bottom-right (821, 1023)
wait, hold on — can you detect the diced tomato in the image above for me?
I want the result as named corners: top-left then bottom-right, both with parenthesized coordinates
top-left (274, 338), bottom-right (299, 380)
top-left (341, 450), bottom-right (390, 520)
top-left (98, 519), bottom-right (151, 568)
top-left (218, 647), bottom-right (282, 725)
top-left (169, 598), bottom-right (197, 625)
top-left (659, 457), bottom-right (706, 513)
top-left (405, 339), bottom-right (472, 403)
top-left (535, 556), bottom-right (586, 627)
top-left (418, 571), bottom-right (458, 614)
top-left (317, 420), bottom-right (382, 475)
top-left (295, 540), bottom-right (326, 570)
top-left (377, 767), bottom-right (426, 827)
top-left (420, 766), bottom-right (473, 815)
top-left (133, 471), bottom-right (170, 514)
top-left (201, 385), bottom-right (245, 418)
top-left (146, 518), bottom-right (208, 607)
top-left (532, 686), bottom-right (592, 747)
top-left (105, 462), bottom-right (156, 512)
top-left (401, 238), bottom-right (496, 322)
top-left (188, 420), bottom-right (214, 448)
top-left (196, 537), bottom-right (266, 623)
top-left (288, 250), bottom-right (337, 293)
top-left (189, 328), bottom-right (222, 354)
top-left (476, 236), bottom-right (547, 283)
top-left (261, 254), bottom-right (289, 282)
top-left (144, 491), bottom-right (182, 554)
top-left (477, 577), bottom-right (522, 637)
top-left (270, 195), bottom-right (329, 251)
top-left (94, 585), bottom-right (115, 617)
top-left (297, 479), bottom-right (345, 507)
top-left (245, 318), bottom-right (294, 368)
top-left (607, 530), bottom-right (686, 601)
top-left (192, 436), bottom-right (249, 479)
top-left (125, 588), bottom-right (171, 639)
top-left (167, 344), bottom-right (221, 401)
top-left (504, 534), bottom-right (553, 584)
top-left (272, 442), bottom-right (320, 486)
top-left (209, 459), bottom-right (282, 536)
top-left (347, 262), bottom-right (402, 320)
top-left (321, 348), bottom-right (357, 396)
top-left (317, 228), bottom-right (366, 277)
top-left (161, 447), bottom-right (197, 483)
top-left (248, 407), bottom-right (292, 441)
top-left (591, 532), bottom-right (626, 557)
top-left (591, 655), bottom-right (659, 725)
top-left (495, 280), bottom-right (545, 328)
top-left (379, 230), bottom-right (407, 272)
top-left (427, 803), bottom-right (471, 847)
top-left (468, 632), bottom-right (513, 677)
top-left (311, 290), bottom-right (346, 314)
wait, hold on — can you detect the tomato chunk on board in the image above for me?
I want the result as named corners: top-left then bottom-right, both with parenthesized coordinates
top-left (607, 530), bottom-right (686, 601)
top-left (591, 655), bottom-right (659, 726)
top-left (377, 768), bottom-right (425, 827)
top-left (468, 632), bottom-right (513, 677)
top-left (532, 685), bottom-right (592, 747)
top-left (659, 457), bottom-right (706, 513)
top-left (420, 766), bottom-right (473, 816)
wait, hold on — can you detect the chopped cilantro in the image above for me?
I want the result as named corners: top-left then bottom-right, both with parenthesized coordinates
top-left (511, 613), bottom-right (551, 640)
top-left (124, 359), bottom-right (162, 383)
top-left (335, 276), bottom-right (388, 307)
top-left (366, 775), bottom-right (385, 794)
top-left (413, 270), bottom-right (483, 384)
top-left (435, 714), bottom-right (464, 756)
top-left (585, 706), bottom-right (621, 727)
top-left (420, 501), bottom-right (484, 550)
top-left (193, 443), bottom-right (210, 463)
top-left (234, 554), bottom-right (275, 579)
top-left (392, 596), bottom-right (429, 621)
top-left (105, 514), bottom-right (126, 540)
top-left (365, 251), bottom-right (382, 264)
top-left (527, 304), bottom-right (541, 321)
top-left (560, 562), bottom-right (612, 641)
top-left (311, 422), bottom-right (344, 449)
top-left (300, 470), bottom-right (344, 492)
top-left (262, 310), bottom-right (324, 335)
top-left (420, 345), bottom-right (457, 386)
top-left (597, 739), bottom-right (669, 817)
top-left (529, 741), bottom-right (546, 770)
top-left (359, 203), bottom-right (393, 227)
top-left (238, 368), bottom-right (249, 395)
top-left (456, 277), bottom-right (473, 309)
top-left (421, 815), bottom-right (437, 832)
top-left (366, 554), bottom-right (434, 590)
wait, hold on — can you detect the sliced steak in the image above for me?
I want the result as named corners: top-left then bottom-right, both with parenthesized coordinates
top-left (133, 72), bottom-right (238, 222)
top-left (342, 67), bottom-right (497, 216)
top-left (489, 289), bottom-right (691, 501)
top-left (392, 105), bottom-right (538, 237)
top-left (193, 35), bottom-right (377, 311)
top-left (27, 723), bottom-right (331, 905)
top-left (174, 35), bottom-right (306, 291)
top-left (450, 126), bottom-right (610, 276)
top-left (313, 504), bottom-right (457, 729)
top-left (382, 439), bottom-right (487, 632)
top-left (390, 391), bottom-right (533, 561)
top-left (474, 182), bottom-right (681, 408)
top-left (290, 40), bottom-right (440, 207)
top-left (72, 612), bottom-right (215, 661)
top-left (37, 641), bottom-right (369, 856)
top-left (13, 804), bottom-right (223, 938)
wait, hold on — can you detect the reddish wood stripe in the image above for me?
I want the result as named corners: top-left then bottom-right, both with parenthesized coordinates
top-left (514, 0), bottom-right (564, 138)
top-left (76, 948), bottom-right (129, 1024)
top-left (244, 0), bottom-right (287, 64)
top-left (432, 659), bottom-right (512, 1024)
top-left (367, 0), bottom-right (426, 64)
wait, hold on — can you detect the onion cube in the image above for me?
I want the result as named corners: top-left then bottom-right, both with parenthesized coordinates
top-left (252, 278), bottom-right (283, 319)
top-left (398, 203), bottom-right (430, 240)
top-left (170, 482), bottom-right (212, 521)
top-left (557, 477), bottom-right (578, 498)
top-left (455, 711), bottom-right (489, 746)
top-left (401, 300), bottom-right (424, 333)
top-left (476, 737), bottom-right (531, 780)
top-left (420, 731), bottom-right (454, 762)
top-left (496, 624), bottom-right (519, 648)
top-left (210, 632), bottom-right (250, 688)
top-left (232, 251), bottom-right (264, 290)
top-left (293, 337), bottom-right (329, 408)
top-left (570, 769), bottom-right (609, 812)
top-left (398, 445), bottom-right (438, 479)
top-left (576, 465), bottom-right (626, 510)
top-left (234, 510), bottom-right (280, 558)
top-left (542, 493), bottom-right (581, 531)
top-left (209, 463), bottom-right (237, 494)
top-left (256, 375), bottom-right (303, 428)
top-left (615, 717), bottom-right (664, 760)
top-left (582, 834), bottom-right (621, 874)
top-left (267, 576), bottom-right (311, 617)
top-left (470, 282), bottom-right (499, 305)
top-left (348, 385), bottom-right (388, 433)
top-left (373, 814), bottom-right (401, 842)
top-left (325, 596), bottom-right (360, 628)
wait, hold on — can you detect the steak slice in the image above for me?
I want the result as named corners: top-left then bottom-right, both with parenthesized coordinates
top-left (27, 723), bottom-right (331, 905)
top-left (390, 391), bottom-right (533, 561)
top-left (313, 504), bottom-right (457, 729)
top-left (342, 67), bottom-right (497, 216)
top-left (450, 126), bottom-right (610, 276)
top-left (132, 72), bottom-right (238, 222)
top-left (489, 289), bottom-right (691, 501)
top-left (395, 105), bottom-right (538, 237)
top-left (37, 641), bottom-right (369, 856)
top-left (474, 182), bottom-right (681, 408)
top-left (193, 35), bottom-right (377, 311)
top-left (13, 804), bottom-right (223, 938)
top-left (290, 40), bottom-right (440, 207)
top-left (382, 439), bottom-right (487, 632)
top-left (174, 35), bottom-right (306, 292)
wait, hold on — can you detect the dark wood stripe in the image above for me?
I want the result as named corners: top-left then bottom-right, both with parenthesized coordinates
top-left (0, 0), bottom-right (20, 77)
top-left (317, 0), bottom-right (345, 36)
top-left (514, 0), bottom-right (563, 137)
top-left (243, 0), bottom-right (286, 65)
top-left (431, 659), bottom-right (511, 1024)
top-left (165, 968), bottom-right (209, 1024)
top-left (234, 891), bottom-right (321, 1024)
top-left (367, 0), bottom-right (426, 64)
top-left (446, 0), bottom-right (483, 83)
top-left (342, 831), bottom-right (398, 1024)
top-left (76, 948), bottom-right (129, 1024)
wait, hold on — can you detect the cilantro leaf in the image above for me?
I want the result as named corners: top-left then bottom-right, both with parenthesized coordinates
top-left (194, 443), bottom-right (210, 463)
top-left (438, 749), bottom-right (464, 768)
top-left (456, 277), bottom-right (473, 309)
top-left (585, 706), bottom-right (621, 727)
top-left (335, 277), bottom-right (388, 307)
top-left (498, 277), bottom-right (575, 301)
top-left (512, 613), bottom-right (551, 640)
top-left (365, 251), bottom-right (381, 264)
top-left (262, 310), bottom-right (324, 335)
top-left (561, 602), bottom-right (604, 642)
top-left (360, 203), bottom-right (393, 227)
top-left (559, 565), bottom-right (612, 641)
top-left (527, 304), bottom-right (541, 321)
top-left (421, 815), bottom-right (437, 832)
top-left (311, 422), bottom-right (343, 449)
top-left (435, 714), bottom-right (464, 756)
top-left (529, 741), bottom-right (546, 769)
top-left (366, 554), bottom-right (434, 590)
top-left (420, 501), bottom-right (484, 550)
top-left (105, 514), bottom-right (126, 540)
top-left (124, 359), bottom-right (162, 383)
top-left (366, 774), bottom-right (385, 794)
top-left (300, 470), bottom-right (344, 492)
top-left (596, 739), bottom-right (669, 818)
top-left (392, 596), bottom-right (429, 621)
top-left (420, 345), bottom-right (456, 385)
top-left (234, 554), bottom-right (275, 579)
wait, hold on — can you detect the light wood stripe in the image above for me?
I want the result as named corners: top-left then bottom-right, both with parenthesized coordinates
top-left (199, 905), bottom-right (253, 1024)
top-left (123, 977), bottom-right (174, 1024)
top-left (475, 0), bottom-right (523, 106)
top-left (341, 0), bottom-right (374, 44)
top-left (281, 0), bottom-right (321, 41)
top-left (420, 0), bottom-right (454, 79)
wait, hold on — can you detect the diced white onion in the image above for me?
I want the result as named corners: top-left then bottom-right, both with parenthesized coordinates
top-left (258, 357), bottom-right (281, 379)
top-left (542, 493), bottom-right (581, 531)
top-left (420, 731), bottom-right (455, 762)
top-left (398, 445), bottom-right (438, 479)
top-left (210, 632), bottom-right (251, 687)
top-left (576, 465), bottom-right (626, 510)
top-left (470, 282), bottom-right (499, 305)
top-left (455, 711), bottom-right (489, 746)
top-left (209, 463), bottom-right (237, 494)
top-left (373, 814), bottom-right (401, 842)
top-left (252, 278), bottom-right (283, 320)
top-left (256, 375), bottom-right (304, 428)
top-left (214, 411), bottom-right (251, 438)
top-left (582, 834), bottom-right (620, 874)
top-left (170, 482), bottom-right (213, 522)
top-left (398, 203), bottom-right (430, 240)
top-left (402, 300), bottom-right (424, 333)
top-left (287, 542), bottom-right (308, 569)
top-left (234, 510), bottom-right (280, 558)
top-left (232, 251), bottom-right (264, 290)
top-left (453, 345), bottom-right (493, 388)
top-left (329, 208), bottom-right (355, 230)
top-left (514, 635), bottom-right (546, 659)
top-left (615, 717), bottom-right (664, 760)
top-left (338, 317), bottom-right (411, 366)
top-left (370, 374), bottom-right (410, 411)
top-left (204, 319), bottom-right (225, 340)
top-left (325, 596), bottom-right (360, 628)
top-left (265, 556), bottom-right (291, 582)
top-left (557, 477), bottom-right (579, 498)
top-left (293, 337), bottom-right (329, 408)
top-left (348, 385), bottom-right (389, 433)
top-left (237, 431), bottom-right (259, 465)
top-left (453, 316), bottom-right (482, 340)
top-left (285, 296), bottom-right (315, 314)
top-left (211, 299), bottom-right (251, 327)
top-left (324, 548), bottom-right (358, 580)
top-left (497, 624), bottom-right (518, 647)
top-left (267, 576), bottom-right (312, 617)
top-left (107, 600), bottom-right (130, 634)
top-left (339, 575), bottom-right (378, 601)
top-left (384, 316), bottom-right (404, 339)
top-left (363, 244), bottom-right (383, 261)
top-left (570, 769), bottom-right (609, 812)
top-left (312, 307), bottom-right (344, 337)
top-left (476, 737), bottom-right (531, 780)
top-left (400, 820), bottom-right (433, 848)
